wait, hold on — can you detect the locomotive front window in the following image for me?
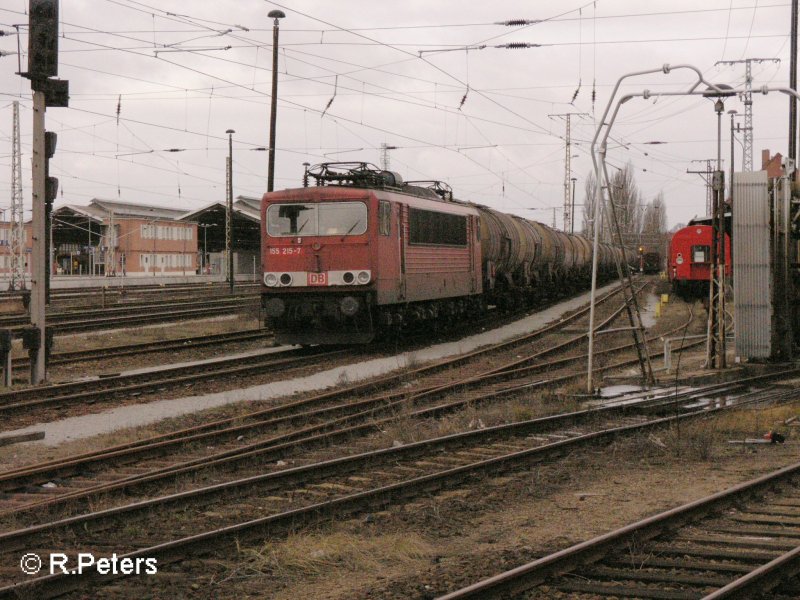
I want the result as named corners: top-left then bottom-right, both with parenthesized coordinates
top-left (268, 204), bottom-right (319, 236)
top-left (318, 202), bottom-right (367, 236)
top-left (267, 202), bottom-right (367, 237)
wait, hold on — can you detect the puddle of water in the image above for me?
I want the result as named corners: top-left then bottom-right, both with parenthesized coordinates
top-left (585, 385), bottom-right (697, 409)
top-left (639, 293), bottom-right (660, 329)
top-left (598, 384), bottom-right (644, 398)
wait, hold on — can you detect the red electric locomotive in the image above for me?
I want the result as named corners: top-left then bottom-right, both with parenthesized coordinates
top-left (668, 224), bottom-right (731, 299)
top-left (261, 164), bottom-right (481, 344)
top-left (261, 163), bottom-right (623, 345)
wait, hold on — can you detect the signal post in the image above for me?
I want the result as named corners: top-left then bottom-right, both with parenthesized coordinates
top-left (22, 0), bottom-right (69, 383)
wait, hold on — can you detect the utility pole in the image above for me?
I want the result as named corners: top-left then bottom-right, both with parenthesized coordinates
top-left (791, 0), bottom-right (798, 162)
top-left (10, 101), bottom-right (25, 291)
top-left (687, 159), bottom-right (719, 216)
top-left (266, 10), bottom-right (285, 193)
top-left (549, 112), bottom-right (588, 234)
top-left (716, 58), bottom-right (779, 171)
top-left (226, 128), bottom-right (235, 294)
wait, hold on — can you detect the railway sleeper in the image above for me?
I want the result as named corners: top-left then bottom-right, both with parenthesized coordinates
top-left (579, 565), bottom-right (733, 587)
top-left (556, 580), bottom-right (705, 600)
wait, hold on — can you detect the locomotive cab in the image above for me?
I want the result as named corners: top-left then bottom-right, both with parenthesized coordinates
top-left (668, 225), bottom-right (731, 299)
top-left (262, 192), bottom-right (377, 344)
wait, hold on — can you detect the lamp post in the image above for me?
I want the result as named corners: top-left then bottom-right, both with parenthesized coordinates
top-left (729, 109), bottom-right (738, 220)
top-left (703, 84), bottom-right (735, 369)
top-left (226, 128), bottom-right (235, 294)
top-left (198, 223), bottom-right (215, 275)
top-left (267, 9), bottom-right (286, 193)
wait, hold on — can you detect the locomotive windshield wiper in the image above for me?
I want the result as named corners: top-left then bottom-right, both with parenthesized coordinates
top-left (297, 218), bottom-right (309, 233)
top-left (340, 219), bottom-right (362, 240)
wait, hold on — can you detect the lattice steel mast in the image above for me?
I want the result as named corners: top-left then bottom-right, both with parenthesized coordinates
top-left (10, 101), bottom-right (26, 291)
top-left (716, 58), bottom-right (780, 171)
top-left (549, 112), bottom-right (588, 232)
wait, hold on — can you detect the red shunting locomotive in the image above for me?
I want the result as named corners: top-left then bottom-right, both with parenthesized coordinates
top-left (261, 163), bottom-right (622, 345)
top-left (668, 224), bottom-right (731, 299)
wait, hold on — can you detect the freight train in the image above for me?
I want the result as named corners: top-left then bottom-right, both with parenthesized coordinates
top-left (668, 224), bottom-right (731, 299)
top-left (641, 251), bottom-right (662, 274)
top-left (261, 163), bottom-right (625, 345)
top-left (636, 247), bottom-right (662, 274)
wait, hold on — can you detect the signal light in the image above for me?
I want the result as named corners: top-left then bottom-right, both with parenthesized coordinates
top-left (45, 176), bottom-right (58, 203)
top-left (25, 0), bottom-right (69, 107)
top-left (28, 0), bottom-right (59, 78)
top-left (43, 131), bottom-right (57, 204)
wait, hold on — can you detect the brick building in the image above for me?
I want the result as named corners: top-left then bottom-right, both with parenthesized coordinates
top-left (52, 199), bottom-right (197, 276)
top-left (761, 149), bottom-right (784, 178)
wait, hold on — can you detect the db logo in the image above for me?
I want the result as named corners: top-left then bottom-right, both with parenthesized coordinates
top-left (308, 272), bottom-right (327, 286)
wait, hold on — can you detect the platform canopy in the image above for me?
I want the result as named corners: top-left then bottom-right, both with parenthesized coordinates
top-left (178, 196), bottom-right (261, 253)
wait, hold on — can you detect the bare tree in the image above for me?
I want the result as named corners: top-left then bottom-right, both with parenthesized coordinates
top-left (641, 193), bottom-right (667, 237)
top-left (640, 192), bottom-right (668, 252)
top-left (581, 171), bottom-right (598, 239)
top-left (582, 163), bottom-right (647, 249)
top-left (608, 163), bottom-right (642, 240)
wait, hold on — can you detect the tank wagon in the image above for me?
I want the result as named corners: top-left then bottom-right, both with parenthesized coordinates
top-left (261, 163), bottom-right (623, 345)
top-left (668, 224), bottom-right (731, 299)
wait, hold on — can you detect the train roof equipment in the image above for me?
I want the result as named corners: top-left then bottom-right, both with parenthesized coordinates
top-left (301, 162), bottom-right (453, 202)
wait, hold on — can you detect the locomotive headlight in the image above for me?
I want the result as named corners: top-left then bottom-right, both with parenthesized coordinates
top-left (279, 273), bottom-right (293, 286)
top-left (264, 273), bottom-right (278, 287)
top-left (339, 296), bottom-right (360, 317)
top-left (357, 270), bottom-right (370, 284)
top-left (342, 271), bottom-right (355, 284)
top-left (264, 298), bottom-right (286, 317)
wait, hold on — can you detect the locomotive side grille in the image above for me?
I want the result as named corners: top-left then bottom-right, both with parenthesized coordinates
top-left (405, 246), bottom-right (470, 274)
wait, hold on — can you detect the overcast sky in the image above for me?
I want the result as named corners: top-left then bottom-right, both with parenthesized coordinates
top-left (0, 0), bottom-right (796, 229)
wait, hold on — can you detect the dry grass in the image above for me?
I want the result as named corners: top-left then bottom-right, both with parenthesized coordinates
top-left (615, 401), bottom-right (800, 463)
top-left (378, 391), bottom-right (578, 446)
top-left (229, 531), bottom-right (433, 584)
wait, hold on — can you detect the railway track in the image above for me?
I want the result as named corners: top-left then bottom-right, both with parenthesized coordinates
top-left (0, 344), bottom-right (352, 421)
top-left (0, 280), bottom-right (725, 531)
top-left (437, 450), bottom-right (800, 600)
top-left (0, 373), bottom-right (759, 523)
top-left (0, 282), bottom-right (259, 307)
top-left (0, 283), bottom-right (647, 508)
top-left (0, 295), bottom-right (258, 336)
top-left (0, 280), bottom-right (634, 416)
top-left (0, 380), bottom-right (795, 598)
top-left (12, 328), bottom-right (273, 370)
